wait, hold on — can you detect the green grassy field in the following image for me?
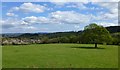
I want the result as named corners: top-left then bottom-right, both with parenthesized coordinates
top-left (2, 44), bottom-right (118, 68)
top-left (0, 46), bottom-right (2, 69)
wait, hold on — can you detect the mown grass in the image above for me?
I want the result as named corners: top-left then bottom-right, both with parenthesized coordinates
top-left (0, 46), bottom-right (2, 69)
top-left (2, 44), bottom-right (118, 68)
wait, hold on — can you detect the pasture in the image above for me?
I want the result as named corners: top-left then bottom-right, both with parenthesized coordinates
top-left (2, 44), bottom-right (118, 68)
top-left (0, 46), bottom-right (2, 69)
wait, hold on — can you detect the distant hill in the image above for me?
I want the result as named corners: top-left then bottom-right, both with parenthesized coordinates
top-left (45, 31), bottom-right (82, 38)
top-left (105, 26), bottom-right (120, 33)
top-left (1, 33), bottom-right (23, 37)
top-left (17, 33), bottom-right (47, 39)
top-left (2, 26), bottom-right (120, 38)
top-left (16, 31), bottom-right (82, 39)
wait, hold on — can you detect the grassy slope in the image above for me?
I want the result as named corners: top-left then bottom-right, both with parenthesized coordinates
top-left (0, 46), bottom-right (2, 69)
top-left (2, 44), bottom-right (118, 68)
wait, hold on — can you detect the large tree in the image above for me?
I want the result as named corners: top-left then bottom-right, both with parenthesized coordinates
top-left (81, 23), bottom-right (112, 48)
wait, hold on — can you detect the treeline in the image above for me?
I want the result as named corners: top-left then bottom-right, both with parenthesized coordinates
top-left (1, 32), bottom-right (120, 45)
top-left (1, 26), bottom-right (120, 45)
top-left (1, 32), bottom-right (81, 45)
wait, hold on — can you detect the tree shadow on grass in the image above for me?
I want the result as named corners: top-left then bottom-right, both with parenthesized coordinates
top-left (70, 46), bottom-right (105, 49)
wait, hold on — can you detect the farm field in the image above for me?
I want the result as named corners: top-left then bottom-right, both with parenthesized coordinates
top-left (0, 46), bottom-right (2, 69)
top-left (2, 44), bottom-right (118, 68)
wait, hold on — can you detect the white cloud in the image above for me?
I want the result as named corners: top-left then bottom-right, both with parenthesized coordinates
top-left (2, 10), bottom-right (92, 33)
top-left (74, 2), bottom-right (88, 10)
top-left (96, 2), bottom-right (118, 11)
top-left (50, 11), bottom-right (90, 24)
top-left (52, 2), bottom-right (67, 6)
top-left (1, 18), bottom-right (23, 29)
top-left (20, 2), bottom-right (46, 13)
top-left (89, 0), bottom-right (119, 2)
top-left (50, 0), bottom-right (119, 7)
top-left (22, 11), bottom-right (90, 25)
top-left (1, 19), bottom-right (15, 29)
top-left (50, 0), bottom-right (119, 2)
top-left (10, 7), bottom-right (19, 12)
top-left (10, 2), bottom-right (47, 13)
top-left (95, 2), bottom-right (118, 16)
top-left (22, 16), bottom-right (38, 24)
top-left (2, 2), bottom-right (119, 33)
top-left (6, 12), bottom-right (17, 17)
top-left (50, 0), bottom-right (69, 6)
top-left (1, 18), bottom-right (39, 33)
top-left (22, 16), bottom-right (50, 24)
top-left (24, 26), bottom-right (37, 30)
top-left (74, 25), bottom-right (80, 28)
top-left (89, 2), bottom-right (118, 24)
top-left (53, 2), bottom-right (88, 10)
top-left (97, 22), bottom-right (118, 27)
top-left (10, 10), bottom-right (117, 27)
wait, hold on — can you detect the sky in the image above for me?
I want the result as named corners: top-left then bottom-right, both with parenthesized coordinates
top-left (1, 2), bottom-right (119, 33)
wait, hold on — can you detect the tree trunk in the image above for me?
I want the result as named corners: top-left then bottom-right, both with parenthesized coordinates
top-left (95, 43), bottom-right (97, 48)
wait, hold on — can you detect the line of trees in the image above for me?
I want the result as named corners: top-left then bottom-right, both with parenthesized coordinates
top-left (1, 23), bottom-right (120, 46)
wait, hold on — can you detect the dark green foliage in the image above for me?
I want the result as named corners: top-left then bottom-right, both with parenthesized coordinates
top-left (46, 31), bottom-right (79, 38)
top-left (106, 26), bottom-right (120, 33)
top-left (41, 36), bottom-right (49, 44)
top-left (84, 23), bottom-right (100, 30)
top-left (47, 38), bottom-right (60, 43)
top-left (59, 37), bottom-right (70, 43)
top-left (17, 33), bottom-right (43, 39)
top-left (111, 32), bottom-right (120, 45)
top-left (1, 25), bottom-right (120, 45)
top-left (81, 23), bottom-right (112, 47)
top-left (68, 35), bottom-right (78, 43)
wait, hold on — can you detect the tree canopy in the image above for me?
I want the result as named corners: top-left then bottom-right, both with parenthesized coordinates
top-left (84, 23), bottom-right (100, 30)
top-left (81, 23), bottom-right (112, 48)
